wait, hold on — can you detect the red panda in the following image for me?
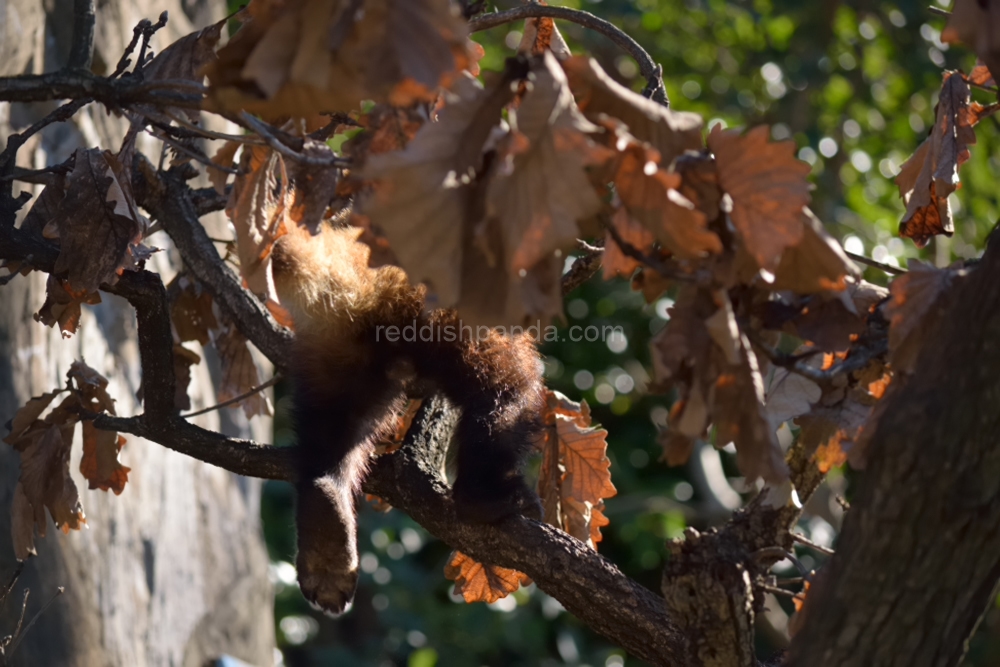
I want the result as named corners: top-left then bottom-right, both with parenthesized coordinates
top-left (271, 221), bottom-right (544, 615)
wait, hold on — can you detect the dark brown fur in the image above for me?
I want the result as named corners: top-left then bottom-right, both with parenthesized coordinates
top-left (272, 224), bottom-right (544, 615)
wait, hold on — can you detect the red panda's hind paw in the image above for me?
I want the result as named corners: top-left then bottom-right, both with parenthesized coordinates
top-left (297, 561), bottom-right (358, 617)
top-left (453, 481), bottom-right (542, 523)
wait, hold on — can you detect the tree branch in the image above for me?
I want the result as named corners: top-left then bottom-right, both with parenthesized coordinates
top-left (365, 396), bottom-right (684, 666)
top-left (0, 71), bottom-right (203, 110)
top-left (468, 4), bottom-right (669, 106)
top-left (67, 0), bottom-right (96, 71)
top-left (136, 163), bottom-right (293, 373)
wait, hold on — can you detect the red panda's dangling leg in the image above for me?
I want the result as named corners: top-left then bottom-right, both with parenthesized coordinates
top-left (292, 362), bottom-right (406, 615)
top-left (413, 322), bottom-right (545, 523)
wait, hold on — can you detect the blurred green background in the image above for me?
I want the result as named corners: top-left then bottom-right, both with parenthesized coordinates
top-left (254, 1), bottom-right (1000, 665)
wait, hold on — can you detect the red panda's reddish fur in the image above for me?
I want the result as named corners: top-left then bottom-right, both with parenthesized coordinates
top-left (271, 222), bottom-right (544, 615)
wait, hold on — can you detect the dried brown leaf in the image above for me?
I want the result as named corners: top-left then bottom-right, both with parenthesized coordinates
top-left (563, 56), bottom-right (703, 167)
top-left (11, 482), bottom-right (40, 560)
top-left (208, 140), bottom-right (242, 195)
top-left (172, 344), bottom-right (202, 412)
top-left (80, 423), bottom-right (129, 494)
top-left (771, 209), bottom-right (858, 293)
top-left (535, 390), bottom-right (616, 548)
top-left (613, 141), bottom-right (722, 259)
top-left (35, 274), bottom-right (103, 337)
top-left (207, 0), bottom-right (470, 117)
top-left (708, 125), bottom-right (811, 273)
top-left (18, 424), bottom-right (86, 534)
top-left (214, 320), bottom-right (272, 419)
top-left (444, 550), bottom-right (529, 603)
top-left (364, 71), bottom-right (515, 306)
top-left (894, 72), bottom-right (984, 246)
top-left (602, 207), bottom-right (653, 279)
top-left (170, 274), bottom-right (219, 346)
top-left (943, 0), bottom-right (1000, 83)
top-left (227, 145), bottom-right (283, 297)
top-left (487, 53), bottom-right (605, 273)
top-left (285, 139), bottom-right (340, 233)
top-left (883, 260), bottom-right (961, 374)
top-left (142, 15), bottom-right (227, 121)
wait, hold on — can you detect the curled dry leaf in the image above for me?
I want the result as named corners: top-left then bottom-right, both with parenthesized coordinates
top-left (172, 344), bottom-right (203, 412)
top-left (80, 423), bottom-right (130, 494)
top-left (35, 275), bottom-right (103, 337)
top-left (207, 0), bottom-right (471, 117)
top-left (764, 367), bottom-right (822, 431)
top-left (487, 52), bottom-right (605, 275)
top-left (213, 317), bottom-right (273, 419)
top-left (208, 140), bottom-right (242, 195)
top-left (169, 273), bottom-right (219, 346)
top-left (651, 287), bottom-right (788, 484)
top-left (611, 139), bottom-right (722, 260)
top-left (444, 550), bottom-right (530, 603)
top-left (894, 72), bottom-right (995, 246)
top-left (535, 390), bottom-right (616, 548)
top-left (226, 145), bottom-right (284, 298)
top-left (562, 56), bottom-right (704, 167)
top-left (708, 124), bottom-right (811, 274)
top-left (284, 139), bottom-right (341, 234)
top-left (883, 260), bottom-right (963, 374)
top-left (141, 14), bottom-right (228, 121)
top-left (770, 209), bottom-right (858, 294)
top-left (364, 70), bottom-right (517, 306)
top-left (943, 0), bottom-right (1000, 82)
top-left (602, 207), bottom-right (653, 279)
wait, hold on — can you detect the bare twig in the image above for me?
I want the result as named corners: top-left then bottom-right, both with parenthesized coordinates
top-left (845, 250), bottom-right (906, 276)
top-left (67, 0), bottom-right (96, 71)
top-left (155, 132), bottom-right (239, 174)
top-left (561, 241), bottom-right (603, 294)
top-left (469, 4), bottom-right (668, 106)
top-left (757, 582), bottom-right (801, 599)
top-left (182, 375), bottom-right (281, 418)
top-left (791, 532), bottom-right (835, 556)
top-left (133, 12), bottom-right (170, 79)
top-left (236, 113), bottom-right (351, 167)
top-left (603, 215), bottom-right (699, 283)
top-left (5, 587), bottom-right (64, 660)
top-left (0, 564), bottom-right (23, 608)
top-left (927, 6), bottom-right (951, 19)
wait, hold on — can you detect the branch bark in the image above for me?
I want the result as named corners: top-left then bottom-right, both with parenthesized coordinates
top-left (788, 239), bottom-right (1000, 666)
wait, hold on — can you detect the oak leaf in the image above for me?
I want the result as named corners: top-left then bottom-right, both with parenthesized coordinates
top-left (213, 318), bottom-right (273, 419)
top-left (207, 0), bottom-right (471, 117)
top-left (770, 209), bottom-right (858, 293)
top-left (80, 423), bottom-right (130, 494)
top-left (226, 145), bottom-right (284, 298)
top-left (563, 56), bottom-right (703, 168)
top-left (142, 14), bottom-right (228, 121)
top-left (444, 551), bottom-right (530, 603)
top-left (170, 273), bottom-right (219, 346)
top-left (943, 0), bottom-right (1000, 82)
top-left (364, 71), bottom-right (516, 306)
top-left (535, 390), bottom-right (616, 548)
top-left (894, 72), bottom-right (995, 246)
top-left (602, 207), bottom-right (653, 279)
top-left (708, 125), bottom-right (811, 273)
top-left (612, 140), bottom-right (722, 259)
top-left (35, 275), bottom-right (103, 337)
top-left (883, 260), bottom-right (963, 374)
top-left (487, 52), bottom-right (605, 274)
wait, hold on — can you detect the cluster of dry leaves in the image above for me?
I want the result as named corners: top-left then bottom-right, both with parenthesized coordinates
top-left (3, 0), bottom-right (996, 604)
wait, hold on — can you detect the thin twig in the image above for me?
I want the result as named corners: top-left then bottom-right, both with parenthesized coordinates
top-left (111, 19), bottom-right (150, 78)
top-left (561, 241), bottom-right (603, 294)
top-left (181, 375), bottom-right (281, 418)
top-left (133, 12), bottom-right (170, 79)
top-left (845, 250), bottom-right (906, 276)
top-left (469, 4), bottom-right (668, 106)
top-left (757, 582), bottom-right (801, 599)
top-left (155, 133), bottom-right (239, 174)
top-left (927, 6), bottom-right (951, 18)
top-left (0, 563), bottom-right (23, 607)
top-left (158, 109), bottom-right (261, 144)
top-left (603, 216), bottom-right (698, 283)
top-left (6, 587), bottom-right (64, 660)
top-left (791, 532), bottom-right (835, 556)
top-left (237, 113), bottom-right (351, 167)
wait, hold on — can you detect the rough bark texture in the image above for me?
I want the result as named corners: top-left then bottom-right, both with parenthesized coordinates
top-left (0, 2), bottom-right (275, 665)
top-left (788, 239), bottom-right (1000, 666)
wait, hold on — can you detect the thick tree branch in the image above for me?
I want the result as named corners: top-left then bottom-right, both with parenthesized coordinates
top-left (67, 0), bottom-right (96, 71)
top-left (468, 5), bottom-right (669, 106)
top-left (365, 396), bottom-right (684, 666)
top-left (788, 240), bottom-right (1000, 666)
top-left (0, 71), bottom-right (203, 109)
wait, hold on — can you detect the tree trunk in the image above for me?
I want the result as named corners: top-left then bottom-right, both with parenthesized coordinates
top-left (0, 2), bottom-right (275, 665)
top-left (789, 238), bottom-right (1000, 666)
